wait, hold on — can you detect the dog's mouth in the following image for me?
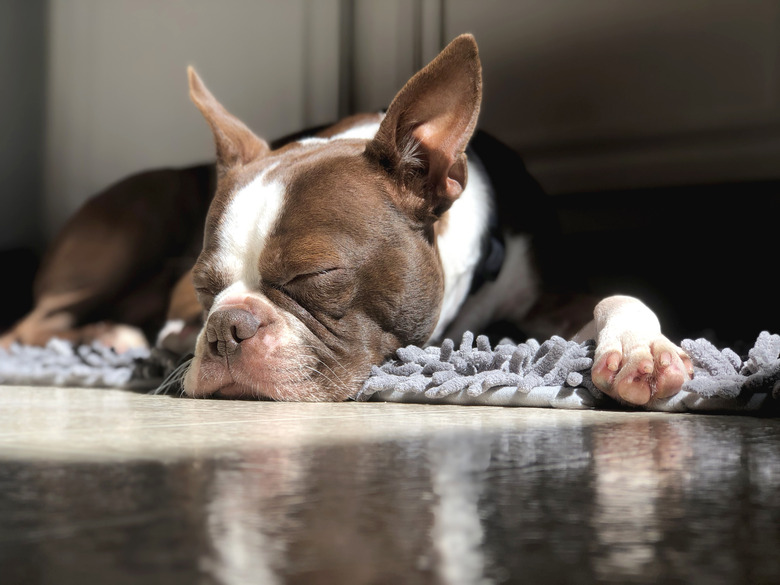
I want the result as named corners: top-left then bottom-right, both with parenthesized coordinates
top-left (210, 383), bottom-right (275, 401)
top-left (171, 346), bottom-right (362, 402)
top-left (155, 298), bottom-right (387, 402)
top-left (203, 376), bottom-right (326, 402)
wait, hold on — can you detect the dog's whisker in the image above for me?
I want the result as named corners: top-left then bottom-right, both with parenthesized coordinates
top-left (151, 356), bottom-right (193, 396)
top-left (296, 344), bottom-right (354, 382)
top-left (285, 346), bottom-right (353, 390)
top-left (298, 361), bottom-right (357, 399)
top-left (300, 350), bottom-right (351, 386)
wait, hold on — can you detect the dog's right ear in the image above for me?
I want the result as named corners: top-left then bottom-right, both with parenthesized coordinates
top-left (366, 34), bottom-right (482, 221)
top-left (188, 67), bottom-right (270, 170)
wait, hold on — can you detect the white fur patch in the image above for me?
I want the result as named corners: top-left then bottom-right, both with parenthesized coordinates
top-left (214, 165), bottom-right (285, 292)
top-left (331, 122), bottom-right (382, 141)
top-left (296, 120), bottom-right (381, 146)
top-left (439, 234), bottom-right (539, 341)
top-left (431, 156), bottom-right (493, 340)
top-left (156, 319), bottom-right (185, 346)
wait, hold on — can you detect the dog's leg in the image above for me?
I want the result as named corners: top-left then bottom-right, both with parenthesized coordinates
top-left (0, 291), bottom-right (149, 353)
top-left (155, 268), bottom-right (203, 355)
top-left (2, 167), bottom-right (211, 353)
top-left (581, 295), bottom-right (693, 405)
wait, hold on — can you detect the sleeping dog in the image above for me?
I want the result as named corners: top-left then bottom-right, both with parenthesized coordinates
top-left (1, 35), bottom-right (692, 404)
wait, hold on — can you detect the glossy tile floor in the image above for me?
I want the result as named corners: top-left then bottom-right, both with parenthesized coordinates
top-left (0, 386), bottom-right (778, 584)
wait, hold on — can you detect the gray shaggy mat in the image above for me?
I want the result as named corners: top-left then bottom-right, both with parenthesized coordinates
top-left (357, 331), bottom-right (780, 412)
top-left (1, 332), bottom-right (779, 412)
top-left (0, 338), bottom-right (168, 391)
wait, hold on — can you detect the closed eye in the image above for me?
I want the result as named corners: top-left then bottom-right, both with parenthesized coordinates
top-left (271, 267), bottom-right (354, 319)
top-left (284, 267), bottom-right (341, 286)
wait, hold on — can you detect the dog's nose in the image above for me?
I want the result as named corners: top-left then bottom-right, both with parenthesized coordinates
top-left (206, 308), bottom-right (261, 357)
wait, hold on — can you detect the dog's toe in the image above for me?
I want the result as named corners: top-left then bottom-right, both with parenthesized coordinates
top-left (85, 322), bottom-right (149, 353)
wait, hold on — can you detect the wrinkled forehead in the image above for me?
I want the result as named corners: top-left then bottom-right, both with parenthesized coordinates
top-left (197, 137), bottom-right (392, 288)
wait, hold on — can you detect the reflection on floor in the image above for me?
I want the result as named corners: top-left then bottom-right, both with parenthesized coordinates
top-left (0, 386), bottom-right (778, 584)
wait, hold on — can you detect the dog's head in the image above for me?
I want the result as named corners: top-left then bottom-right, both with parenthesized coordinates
top-left (182, 34), bottom-right (481, 400)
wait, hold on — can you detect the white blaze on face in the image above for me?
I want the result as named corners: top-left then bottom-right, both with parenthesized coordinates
top-left (184, 165), bottom-right (294, 397)
top-left (212, 165), bottom-right (286, 302)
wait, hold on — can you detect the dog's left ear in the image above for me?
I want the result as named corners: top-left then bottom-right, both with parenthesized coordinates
top-left (188, 67), bottom-right (270, 171)
top-left (366, 34), bottom-right (482, 218)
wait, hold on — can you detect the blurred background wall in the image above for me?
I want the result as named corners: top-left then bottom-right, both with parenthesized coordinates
top-left (1, 0), bottom-right (47, 250)
top-left (2, 0), bottom-right (778, 341)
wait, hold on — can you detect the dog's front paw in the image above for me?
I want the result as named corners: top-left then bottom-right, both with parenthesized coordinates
top-left (592, 335), bottom-right (693, 405)
top-left (83, 322), bottom-right (150, 353)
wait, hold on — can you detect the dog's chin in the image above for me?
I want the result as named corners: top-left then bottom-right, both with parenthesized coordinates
top-left (182, 355), bottom-right (356, 402)
top-left (210, 381), bottom-right (341, 402)
top-left (187, 378), bottom-right (335, 402)
top-left (209, 383), bottom-right (274, 401)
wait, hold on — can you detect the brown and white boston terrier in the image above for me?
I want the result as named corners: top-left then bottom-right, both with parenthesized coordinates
top-left (1, 35), bottom-right (693, 405)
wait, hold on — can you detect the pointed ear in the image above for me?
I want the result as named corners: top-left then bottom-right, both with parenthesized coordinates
top-left (187, 66), bottom-right (269, 170)
top-left (366, 34), bottom-right (482, 218)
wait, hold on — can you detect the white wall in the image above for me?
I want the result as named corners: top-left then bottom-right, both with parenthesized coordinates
top-left (329, 0), bottom-right (780, 194)
top-left (349, 0), bottom-right (445, 112)
top-left (43, 0), bottom-right (340, 237)
top-left (0, 1), bottom-right (46, 249)
top-left (39, 0), bottom-right (780, 239)
top-left (443, 0), bottom-right (780, 193)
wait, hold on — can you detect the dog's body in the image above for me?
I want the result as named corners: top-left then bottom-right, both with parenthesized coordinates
top-left (2, 35), bottom-right (692, 405)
